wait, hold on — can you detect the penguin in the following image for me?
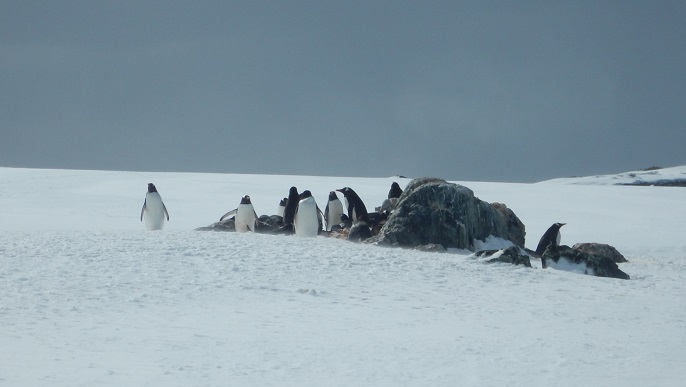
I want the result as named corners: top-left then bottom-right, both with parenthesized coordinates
top-left (388, 182), bottom-right (403, 199)
top-left (348, 215), bottom-right (372, 242)
top-left (220, 195), bottom-right (259, 233)
top-left (336, 187), bottom-right (368, 222)
top-left (282, 186), bottom-right (300, 228)
top-left (535, 222), bottom-right (566, 256)
top-left (293, 190), bottom-right (322, 237)
top-left (339, 214), bottom-right (352, 229)
top-left (277, 198), bottom-right (287, 218)
top-left (140, 183), bottom-right (169, 231)
top-left (324, 191), bottom-right (345, 232)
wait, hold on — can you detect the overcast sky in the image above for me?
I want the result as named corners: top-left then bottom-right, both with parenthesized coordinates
top-left (1, 1), bottom-right (684, 182)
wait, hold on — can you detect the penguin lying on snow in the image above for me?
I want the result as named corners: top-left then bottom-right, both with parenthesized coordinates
top-left (535, 222), bottom-right (566, 255)
top-left (220, 195), bottom-right (259, 233)
top-left (141, 183), bottom-right (169, 231)
top-left (348, 214), bottom-right (372, 242)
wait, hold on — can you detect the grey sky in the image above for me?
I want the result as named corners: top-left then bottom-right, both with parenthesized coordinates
top-left (2, 1), bottom-right (684, 182)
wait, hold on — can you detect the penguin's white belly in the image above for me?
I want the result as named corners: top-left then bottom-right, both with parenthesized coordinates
top-left (325, 199), bottom-right (344, 231)
top-left (294, 197), bottom-right (319, 237)
top-left (235, 204), bottom-right (257, 233)
top-left (143, 193), bottom-right (167, 231)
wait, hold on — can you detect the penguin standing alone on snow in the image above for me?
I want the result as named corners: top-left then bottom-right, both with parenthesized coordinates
top-left (535, 222), bottom-right (566, 256)
top-left (140, 183), bottom-right (169, 231)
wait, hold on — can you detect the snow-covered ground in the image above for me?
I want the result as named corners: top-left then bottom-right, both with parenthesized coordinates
top-left (1, 166), bottom-right (685, 386)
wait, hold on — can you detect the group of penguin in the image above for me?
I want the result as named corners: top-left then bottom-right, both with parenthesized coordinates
top-left (142, 181), bottom-right (568, 254)
top-left (141, 182), bottom-right (406, 241)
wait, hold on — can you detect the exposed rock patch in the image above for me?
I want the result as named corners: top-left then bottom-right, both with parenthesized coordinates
top-left (367, 178), bottom-right (525, 251)
top-left (542, 245), bottom-right (630, 280)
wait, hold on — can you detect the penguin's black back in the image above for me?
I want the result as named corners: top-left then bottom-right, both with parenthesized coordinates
top-left (337, 187), bottom-right (368, 220)
top-left (388, 182), bottom-right (403, 199)
top-left (535, 223), bottom-right (564, 255)
top-left (283, 186), bottom-right (300, 226)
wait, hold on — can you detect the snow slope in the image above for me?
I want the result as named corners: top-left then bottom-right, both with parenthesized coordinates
top-left (540, 165), bottom-right (686, 186)
top-left (1, 167), bottom-right (685, 386)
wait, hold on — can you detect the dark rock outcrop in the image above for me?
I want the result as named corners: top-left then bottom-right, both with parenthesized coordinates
top-left (475, 246), bottom-right (532, 267)
top-left (572, 242), bottom-right (628, 263)
top-left (366, 178), bottom-right (525, 250)
top-left (542, 245), bottom-right (630, 280)
top-left (491, 203), bottom-right (526, 248)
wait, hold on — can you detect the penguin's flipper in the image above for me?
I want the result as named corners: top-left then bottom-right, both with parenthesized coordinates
top-left (220, 209), bottom-right (237, 222)
top-left (140, 201), bottom-right (146, 222)
top-left (317, 206), bottom-right (324, 223)
top-left (163, 203), bottom-right (170, 221)
top-left (249, 210), bottom-right (259, 232)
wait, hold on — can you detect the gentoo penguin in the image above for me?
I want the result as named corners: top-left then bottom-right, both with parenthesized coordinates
top-left (277, 198), bottom-right (287, 218)
top-left (293, 190), bottom-right (322, 237)
top-left (348, 215), bottom-right (372, 242)
top-left (336, 187), bottom-right (368, 222)
top-left (220, 195), bottom-right (259, 233)
top-left (535, 222), bottom-right (566, 256)
top-left (388, 182), bottom-right (403, 199)
top-left (282, 186), bottom-right (300, 228)
top-left (140, 183), bottom-right (169, 231)
top-left (324, 191), bottom-right (345, 232)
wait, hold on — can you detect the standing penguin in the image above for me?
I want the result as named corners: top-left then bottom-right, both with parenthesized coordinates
top-left (388, 182), bottom-right (403, 199)
top-left (324, 191), bottom-right (345, 232)
top-left (140, 183), bottom-right (169, 231)
top-left (336, 187), bottom-right (368, 222)
top-left (535, 222), bottom-right (566, 256)
top-left (277, 198), bottom-right (287, 218)
top-left (293, 190), bottom-right (322, 237)
top-left (282, 186), bottom-right (300, 229)
top-left (220, 195), bottom-right (259, 233)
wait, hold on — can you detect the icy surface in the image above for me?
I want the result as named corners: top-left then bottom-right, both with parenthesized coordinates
top-left (1, 167), bottom-right (685, 386)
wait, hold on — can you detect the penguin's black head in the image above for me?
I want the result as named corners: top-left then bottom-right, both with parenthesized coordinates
top-left (336, 187), bottom-right (354, 197)
top-left (279, 198), bottom-right (287, 206)
top-left (240, 195), bottom-right (251, 204)
top-left (147, 183), bottom-right (157, 193)
top-left (300, 190), bottom-right (312, 199)
top-left (555, 222), bottom-right (566, 228)
top-left (288, 186), bottom-right (299, 198)
top-left (328, 191), bottom-right (338, 201)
